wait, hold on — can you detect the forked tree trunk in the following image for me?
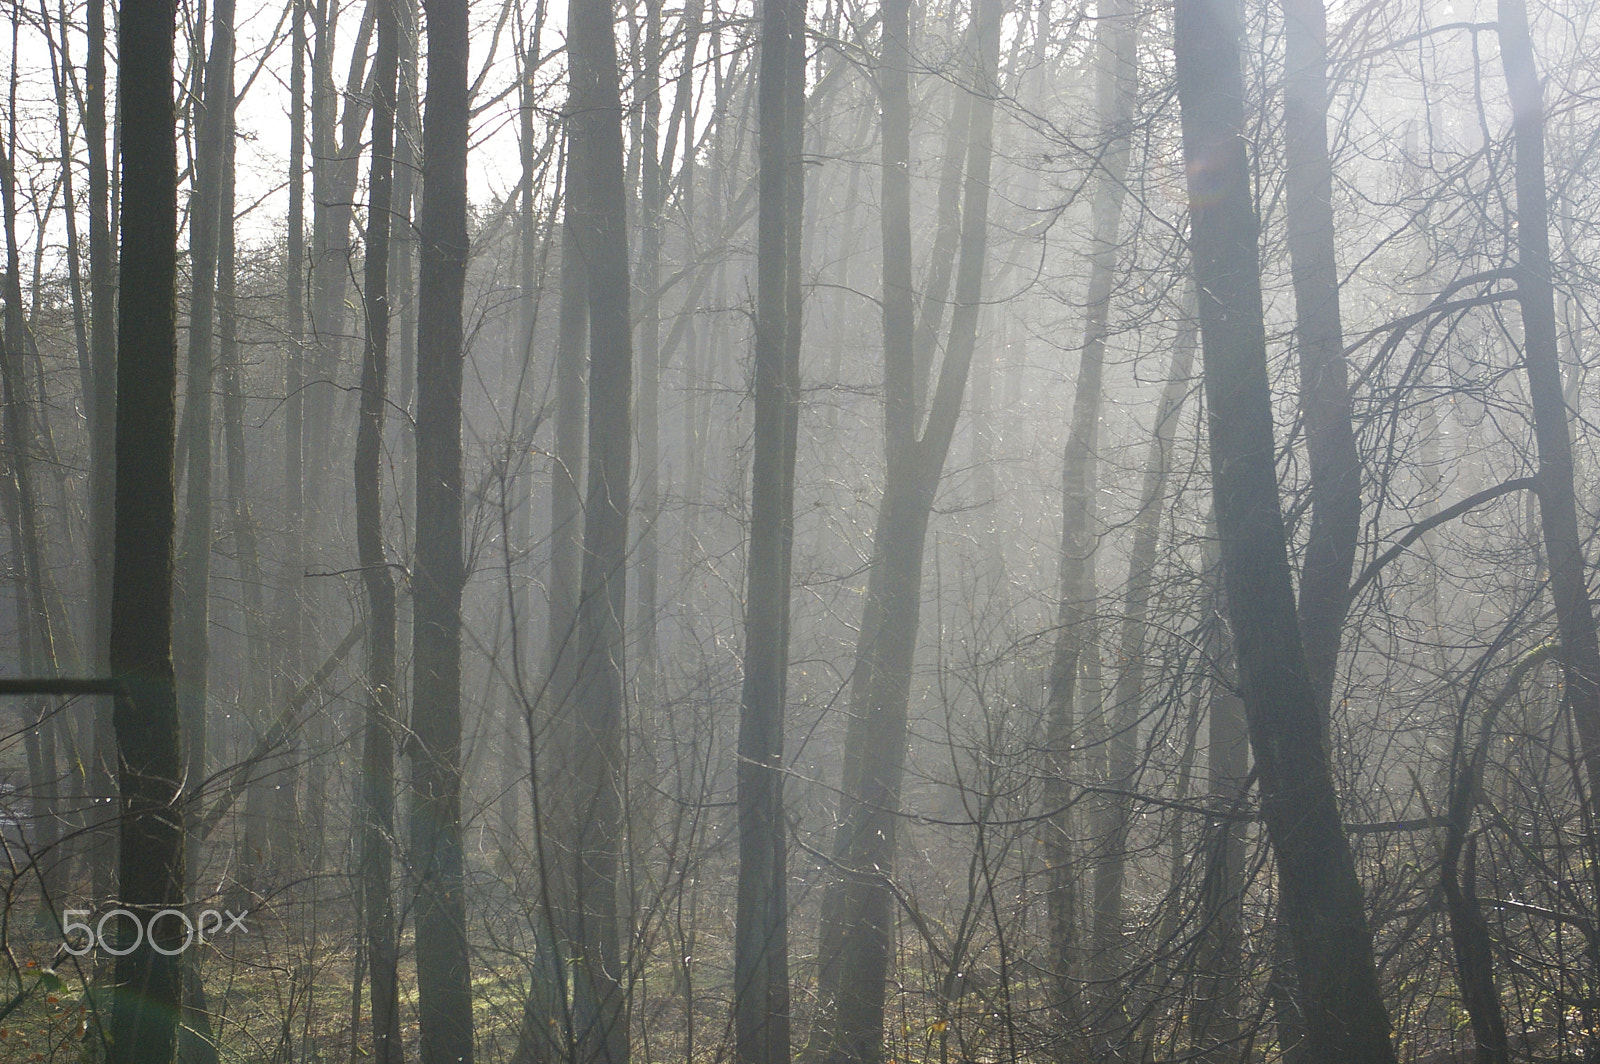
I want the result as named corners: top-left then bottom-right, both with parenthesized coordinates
top-left (1173, 2), bottom-right (1396, 1061)
top-left (108, 0), bottom-right (185, 1056)
top-left (1277, 2), bottom-right (1362, 1055)
top-left (811, 0), bottom-right (999, 1057)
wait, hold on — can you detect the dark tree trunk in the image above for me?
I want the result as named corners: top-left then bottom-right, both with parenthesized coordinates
top-left (411, 0), bottom-right (475, 1060)
top-left (108, 0), bottom-right (186, 1056)
top-left (1173, 2), bottom-right (1396, 1062)
top-left (733, 0), bottom-right (804, 1059)
top-left (1278, 3), bottom-right (1361, 1055)
top-left (357, 0), bottom-right (402, 1059)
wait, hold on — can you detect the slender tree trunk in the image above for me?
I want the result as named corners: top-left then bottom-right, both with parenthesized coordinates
top-left (1440, 647), bottom-right (1553, 1064)
top-left (547, 165), bottom-right (587, 711)
top-left (1173, 3), bottom-right (1396, 1061)
top-left (1, 25), bottom-right (65, 904)
top-left (1498, 0), bottom-right (1600, 846)
top-left (174, 0), bottom-right (233, 885)
top-left (1284, 0), bottom-right (1359, 719)
top-left (734, 0), bottom-right (804, 1059)
top-left (217, 112), bottom-right (270, 854)
top-left (86, 0), bottom-right (119, 904)
top-left (1277, 7), bottom-right (1361, 1053)
top-left (1188, 539), bottom-right (1249, 1063)
top-left (1105, 300), bottom-right (1197, 1048)
top-left (108, 0), bottom-right (185, 1055)
top-left (634, 0), bottom-right (663, 713)
top-left (411, 0), bottom-right (474, 1060)
top-left (254, 0), bottom-right (309, 882)
top-left (357, 0), bottom-right (402, 1059)
top-left (1046, 0), bottom-right (1139, 1031)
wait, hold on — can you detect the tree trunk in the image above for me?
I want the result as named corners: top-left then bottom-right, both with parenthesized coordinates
top-left (1045, 0), bottom-right (1138, 1030)
top-left (733, 0), bottom-right (804, 1058)
top-left (174, 0), bottom-right (233, 890)
top-left (566, 0), bottom-right (634, 1048)
top-left (1497, 0), bottom-right (1600, 858)
top-left (86, 0), bottom-right (119, 905)
top-left (1, 22), bottom-right (66, 905)
top-left (411, 0), bottom-right (475, 1060)
top-left (253, 0), bottom-right (309, 882)
top-left (1188, 533), bottom-right (1249, 1062)
top-left (356, 0), bottom-right (402, 1059)
top-left (811, 0), bottom-right (999, 1057)
top-left (1173, 2), bottom-right (1396, 1062)
top-left (1284, 0), bottom-right (1359, 720)
top-left (1440, 646), bottom-right (1553, 1064)
top-left (1105, 296), bottom-right (1197, 1049)
top-left (634, 0), bottom-right (663, 713)
top-left (108, 0), bottom-right (186, 1055)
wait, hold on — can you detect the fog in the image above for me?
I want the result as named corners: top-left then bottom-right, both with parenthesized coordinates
top-left (0, 0), bottom-right (1596, 1061)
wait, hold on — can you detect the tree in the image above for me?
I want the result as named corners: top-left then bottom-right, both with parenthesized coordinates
top-left (811, 0), bottom-right (1000, 1056)
top-left (107, 0), bottom-right (186, 1057)
top-left (356, 0), bottom-right (403, 1058)
top-left (1173, 1), bottom-right (1395, 1061)
top-left (1036, 0), bottom-right (1137, 1033)
top-left (411, 0), bottom-right (475, 1061)
top-left (1498, 0), bottom-right (1600, 852)
top-left (565, 0), bottom-right (634, 1048)
top-left (733, 0), bottom-right (804, 1057)
top-left (85, 0), bottom-right (119, 904)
